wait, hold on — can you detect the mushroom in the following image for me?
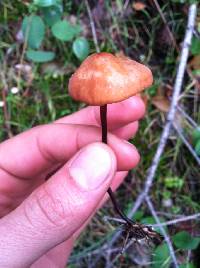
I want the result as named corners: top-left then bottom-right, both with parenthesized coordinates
top-left (68, 52), bottom-right (153, 226)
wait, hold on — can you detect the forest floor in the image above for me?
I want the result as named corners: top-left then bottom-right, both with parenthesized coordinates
top-left (0, 1), bottom-right (200, 267)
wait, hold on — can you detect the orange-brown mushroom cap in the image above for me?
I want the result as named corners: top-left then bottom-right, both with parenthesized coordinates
top-left (69, 52), bottom-right (153, 105)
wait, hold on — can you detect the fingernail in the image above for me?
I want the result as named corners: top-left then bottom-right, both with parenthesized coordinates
top-left (123, 140), bottom-right (133, 146)
top-left (68, 143), bottom-right (113, 190)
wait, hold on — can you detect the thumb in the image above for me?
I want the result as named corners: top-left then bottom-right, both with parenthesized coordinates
top-left (0, 142), bottom-right (116, 268)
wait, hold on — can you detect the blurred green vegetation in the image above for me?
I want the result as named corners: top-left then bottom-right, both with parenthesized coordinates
top-left (0, 0), bottom-right (200, 267)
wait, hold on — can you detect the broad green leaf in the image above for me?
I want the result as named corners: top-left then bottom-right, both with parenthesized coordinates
top-left (34, 0), bottom-right (57, 7)
top-left (151, 243), bottom-right (171, 268)
top-left (42, 4), bottom-right (63, 26)
top-left (51, 20), bottom-right (81, 41)
top-left (26, 50), bottom-right (55, 62)
top-left (72, 37), bottom-right (89, 60)
top-left (172, 231), bottom-right (200, 250)
top-left (192, 126), bottom-right (200, 145)
top-left (22, 16), bottom-right (45, 49)
top-left (195, 140), bottom-right (200, 156)
top-left (190, 37), bottom-right (200, 56)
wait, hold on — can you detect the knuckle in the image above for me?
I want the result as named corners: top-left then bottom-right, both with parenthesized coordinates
top-left (24, 185), bottom-right (72, 231)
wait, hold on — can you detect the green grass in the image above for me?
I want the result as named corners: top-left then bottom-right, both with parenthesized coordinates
top-left (0, 0), bottom-right (200, 267)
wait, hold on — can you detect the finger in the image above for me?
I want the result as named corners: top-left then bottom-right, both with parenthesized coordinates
top-left (33, 171), bottom-right (128, 267)
top-left (0, 124), bottom-right (139, 180)
top-left (55, 96), bottom-right (145, 131)
top-left (73, 170), bottom-right (128, 239)
top-left (112, 121), bottom-right (139, 140)
top-left (0, 143), bottom-right (117, 268)
top-left (31, 239), bottom-right (73, 268)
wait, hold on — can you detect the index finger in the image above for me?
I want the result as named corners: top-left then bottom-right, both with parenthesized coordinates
top-left (55, 96), bottom-right (145, 130)
top-left (0, 124), bottom-right (139, 180)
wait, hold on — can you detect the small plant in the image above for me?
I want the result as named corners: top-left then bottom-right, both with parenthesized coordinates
top-left (192, 126), bottom-right (200, 156)
top-left (164, 176), bottom-right (184, 190)
top-left (151, 231), bottom-right (200, 267)
top-left (21, 0), bottom-right (90, 63)
top-left (172, 231), bottom-right (200, 250)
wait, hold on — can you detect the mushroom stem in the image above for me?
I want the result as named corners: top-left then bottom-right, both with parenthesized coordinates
top-left (100, 105), bottom-right (134, 226)
top-left (100, 105), bottom-right (107, 144)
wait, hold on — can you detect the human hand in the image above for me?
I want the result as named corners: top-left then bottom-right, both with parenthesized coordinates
top-left (0, 96), bottom-right (145, 268)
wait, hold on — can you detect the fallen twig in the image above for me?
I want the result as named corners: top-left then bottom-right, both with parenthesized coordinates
top-left (101, 3), bottom-right (197, 267)
top-left (152, 0), bottom-right (178, 49)
top-left (128, 2), bottom-right (197, 216)
top-left (146, 196), bottom-right (179, 267)
top-left (70, 211), bottom-right (200, 264)
top-left (84, 0), bottom-right (100, 53)
top-left (177, 105), bottom-right (198, 128)
top-left (104, 212), bottom-right (200, 227)
top-left (173, 122), bottom-right (200, 165)
top-left (0, 71), bottom-right (13, 138)
top-left (152, 212), bottom-right (200, 228)
top-left (83, 2), bottom-right (198, 267)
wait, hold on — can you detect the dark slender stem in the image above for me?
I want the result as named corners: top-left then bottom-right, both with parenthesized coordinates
top-left (100, 105), bottom-right (107, 144)
top-left (100, 105), bottom-right (134, 226)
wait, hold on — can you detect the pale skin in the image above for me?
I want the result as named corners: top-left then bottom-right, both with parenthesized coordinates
top-left (0, 96), bottom-right (145, 268)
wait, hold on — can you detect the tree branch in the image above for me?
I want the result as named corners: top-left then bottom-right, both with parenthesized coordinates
top-left (128, 3), bottom-right (197, 217)
top-left (145, 196), bottom-right (179, 268)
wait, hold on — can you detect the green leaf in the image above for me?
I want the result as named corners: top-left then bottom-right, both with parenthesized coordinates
top-left (172, 231), bottom-right (200, 250)
top-left (26, 50), bottom-right (55, 62)
top-left (42, 4), bottom-right (63, 26)
top-left (22, 16), bottom-right (45, 49)
top-left (72, 37), bottom-right (89, 60)
top-left (195, 140), bottom-right (200, 156)
top-left (179, 263), bottom-right (196, 268)
top-left (33, 0), bottom-right (57, 7)
top-left (164, 176), bottom-right (184, 189)
top-left (192, 69), bottom-right (200, 76)
top-left (192, 126), bottom-right (200, 145)
top-left (132, 210), bottom-right (144, 221)
top-left (148, 84), bottom-right (158, 96)
top-left (151, 243), bottom-right (171, 268)
top-left (190, 37), bottom-right (200, 56)
top-left (51, 20), bottom-right (81, 41)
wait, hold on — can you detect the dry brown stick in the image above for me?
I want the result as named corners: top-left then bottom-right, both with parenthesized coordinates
top-left (151, 0), bottom-right (196, 84)
top-left (17, 16), bottom-right (31, 90)
top-left (0, 72), bottom-right (13, 138)
top-left (1, 89), bottom-right (12, 138)
top-left (152, 0), bottom-right (178, 50)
